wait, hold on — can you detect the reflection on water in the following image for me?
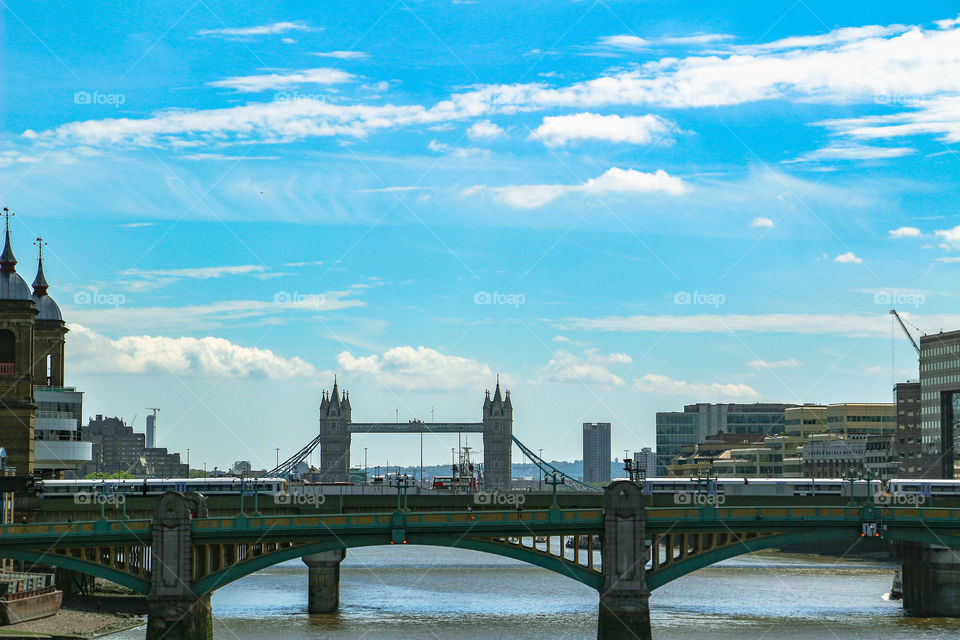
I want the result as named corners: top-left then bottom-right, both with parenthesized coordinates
top-left (106, 547), bottom-right (960, 639)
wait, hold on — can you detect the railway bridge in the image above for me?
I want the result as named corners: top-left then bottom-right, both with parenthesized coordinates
top-left (5, 482), bottom-right (960, 639)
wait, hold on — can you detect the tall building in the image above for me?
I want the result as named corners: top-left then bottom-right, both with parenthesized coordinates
top-left (894, 382), bottom-right (924, 478)
top-left (582, 422), bottom-right (611, 483)
top-left (81, 415), bottom-right (146, 475)
top-left (0, 217), bottom-right (91, 476)
top-left (919, 331), bottom-right (960, 478)
top-left (318, 379), bottom-right (351, 482)
top-left (146, 413), bottom-right (156, 449)
top-left (655, 403), bottom-right (799, 475)
top-left (633, 447), bottom-right (656, 478)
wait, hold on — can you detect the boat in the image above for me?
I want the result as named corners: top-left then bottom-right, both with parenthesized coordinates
top-left (565, 535), bottom-right (602, 549)
top-left (889, 569), bottom-right (903, 600)
top-left (0, 572), bottom-right (62, 625)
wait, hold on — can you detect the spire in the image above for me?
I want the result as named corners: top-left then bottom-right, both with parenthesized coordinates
top-left (492, 376), bottom-right (502, 404)
top-left (1, 208), bottom-right (16, 272)
top-left (32, 237), bottom-right (48, 296)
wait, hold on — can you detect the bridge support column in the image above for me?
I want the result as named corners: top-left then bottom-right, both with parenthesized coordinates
top-left (896, 542), bottom-right (960, 617)
top-left (303, 549), bottom-right (346, 613)
top-left (598, 480), bottom-right (651, 640)
top-left (146, 492), bottom-right (212, 640)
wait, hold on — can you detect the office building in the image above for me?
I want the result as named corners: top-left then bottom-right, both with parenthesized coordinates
top-left (633, 448), bottom-right (656, 478)
top-left (919, 331), bottom-right (960, 478)
top-left (894, 382), bottom-right (924, 478)
top-left (655, 403), bottom-right (799, 475)
top-left (784, 405), bottom-right (828, 437)
top-left (583, 422), bottom-right (611, 483)
top-left (34, 386), bottom-right (91, 477)
top-left (801, 433), bottom-right (899, 479)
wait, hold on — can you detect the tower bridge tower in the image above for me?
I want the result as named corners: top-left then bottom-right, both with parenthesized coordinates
top-left (482, 378), bottom-right (512, 490)
top-left (318, 378), bottom-right (351, 482)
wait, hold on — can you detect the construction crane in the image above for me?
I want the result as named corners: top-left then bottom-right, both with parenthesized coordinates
top-left (890, 309), bottom-right (921, 356)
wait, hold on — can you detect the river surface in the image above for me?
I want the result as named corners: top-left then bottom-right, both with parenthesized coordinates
top-left (106, 546), bottom-right (960, 639)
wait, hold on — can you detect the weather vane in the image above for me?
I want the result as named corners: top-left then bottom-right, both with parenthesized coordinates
top-left (34, 237), bottom-right (46, 260)
top-left (1, 207), bottom-right (13, 233)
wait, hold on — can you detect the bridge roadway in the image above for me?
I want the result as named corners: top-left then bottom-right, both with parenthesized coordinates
top-left (7, 484), bottom-right (960, 638)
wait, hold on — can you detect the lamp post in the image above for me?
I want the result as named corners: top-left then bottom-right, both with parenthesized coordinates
top-left (364, 447), bottom-right (368, 485)
top-left (186, 449), bottom-right (190, 475)
top-left (275, 448), bottom-right (280, 472)
top-left (539, 449), bottom-right (544, 491)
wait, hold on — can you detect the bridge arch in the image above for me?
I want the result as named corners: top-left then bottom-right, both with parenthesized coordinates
top-left (647, 527), bottom-right (960, 591)
top-left (0, 549), bottom-right (151, 595)
top-left (191, 534), bottom-right (603, 596)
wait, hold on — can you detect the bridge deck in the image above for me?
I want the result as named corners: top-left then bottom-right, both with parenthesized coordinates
top-left (347, 422), bottom-right (484, 434)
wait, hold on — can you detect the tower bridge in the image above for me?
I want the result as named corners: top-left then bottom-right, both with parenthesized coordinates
top-left (275, 377), bottom-right (515, 490)
top-left (7, 484), bottom-right (960, 639)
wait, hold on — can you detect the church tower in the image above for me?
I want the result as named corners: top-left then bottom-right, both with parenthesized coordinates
top-left (318, 378), bottom-right (351, 482)
top-left (0, 209), bottom-right (38, 475)
top-left (31, 238), bottom-right (67, 388)
top-left (482, 378), bottom-right (512, 490)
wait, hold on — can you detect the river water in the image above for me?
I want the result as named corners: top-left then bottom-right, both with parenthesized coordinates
top-left (106, 546), bottom-right (960, 639)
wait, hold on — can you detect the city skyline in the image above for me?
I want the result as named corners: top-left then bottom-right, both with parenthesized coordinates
top-left (4, 2), bottom-right (960, 470)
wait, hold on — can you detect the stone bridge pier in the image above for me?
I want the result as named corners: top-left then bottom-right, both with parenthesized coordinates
top-left (598, 480), bottom-right (651, 640)
top-left (895, 541), bottom-right (960, 617)
top-left (303, 549), bottom-right (346, 613)
top-left (146, 492), bottom-right (212, 640)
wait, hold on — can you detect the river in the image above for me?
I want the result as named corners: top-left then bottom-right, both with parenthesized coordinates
top-left (106, 546), bottom-right (960, 639)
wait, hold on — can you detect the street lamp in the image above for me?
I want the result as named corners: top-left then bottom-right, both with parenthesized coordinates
top-left (364, 447), bottom-right (368, 485)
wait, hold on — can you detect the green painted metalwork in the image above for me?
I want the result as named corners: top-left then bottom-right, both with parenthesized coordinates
top-left (0, 549), bottom-right (151, 595)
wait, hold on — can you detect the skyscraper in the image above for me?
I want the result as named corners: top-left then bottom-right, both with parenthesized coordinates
top-left (146, 413), bottom-right (156, 449)
top-left (583, 422), bottom-right (611, 483)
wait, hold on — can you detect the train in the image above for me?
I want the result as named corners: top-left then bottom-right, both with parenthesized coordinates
top-left (38, 477), bottom-right (288, 498)
top-left (641, 477), bottom-right (960, 499)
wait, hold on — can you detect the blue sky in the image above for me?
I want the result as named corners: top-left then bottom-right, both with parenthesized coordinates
top-left (3, 1), bottom-right (960, 472)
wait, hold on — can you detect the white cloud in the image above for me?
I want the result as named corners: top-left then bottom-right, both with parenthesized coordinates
top-left (312, 51), bottom-right (368, 59)
top-left (935, 225), bottom-right (960, 247)
top-left (889, 226), bottom-right (922, 238)
top-left (483, 167), bottom-right (688, 209)
top-left (935, 15), bottom-right (960, 29)
top-left (197, 22), bottom-right (315, 37)
top-left (69, 324), bottom-right (317, 379)
top-left (536, 349), bottom-right (632, 386)
top-left (834, 251), bottom-right (863, 264)
top-left (28, 19), bottom-right (960, 150)
top-left (467, 120), bottom-right (505, 140)
top-left (560, 311), bottom-right (960, 337)
top-left (209, 68), bottom-right (354, 92)
top-left (747, 358), bottom-right (803, 369)
top-left (751, 217), bottom-right (774, 228)
top-left (336, 346), bottom-right (495, 391)
top-left (633, 374), bottom-right (758, 399)
top-left (124, 265), bottom-right (266, 279)
top-left (599, 33), bottom-right (733, 50)
top-left (528, 112), bottom-right (675, 147)
top-left (791, 144), bottom-right (916, 162)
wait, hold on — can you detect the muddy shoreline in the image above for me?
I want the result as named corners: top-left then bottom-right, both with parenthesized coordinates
top-left (0, 581), bottom-right (146, 639)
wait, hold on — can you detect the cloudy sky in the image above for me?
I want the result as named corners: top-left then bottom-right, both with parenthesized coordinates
top-left (3, 1), bottom-right (960, 471)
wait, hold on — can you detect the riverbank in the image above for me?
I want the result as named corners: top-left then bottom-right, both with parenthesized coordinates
top-left (0, 580), bottom-right (145, 639)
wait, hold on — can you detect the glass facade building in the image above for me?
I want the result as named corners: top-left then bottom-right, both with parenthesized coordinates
top-left (919, 331), bottom-right (960, 478)
top-left (655, 403), bottom-right (798, 475)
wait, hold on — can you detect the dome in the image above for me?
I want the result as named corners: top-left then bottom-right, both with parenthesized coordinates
top-left (32, 293), bottom-right (61, 321)
top-left (0, 269), bottom-right (33, 301)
